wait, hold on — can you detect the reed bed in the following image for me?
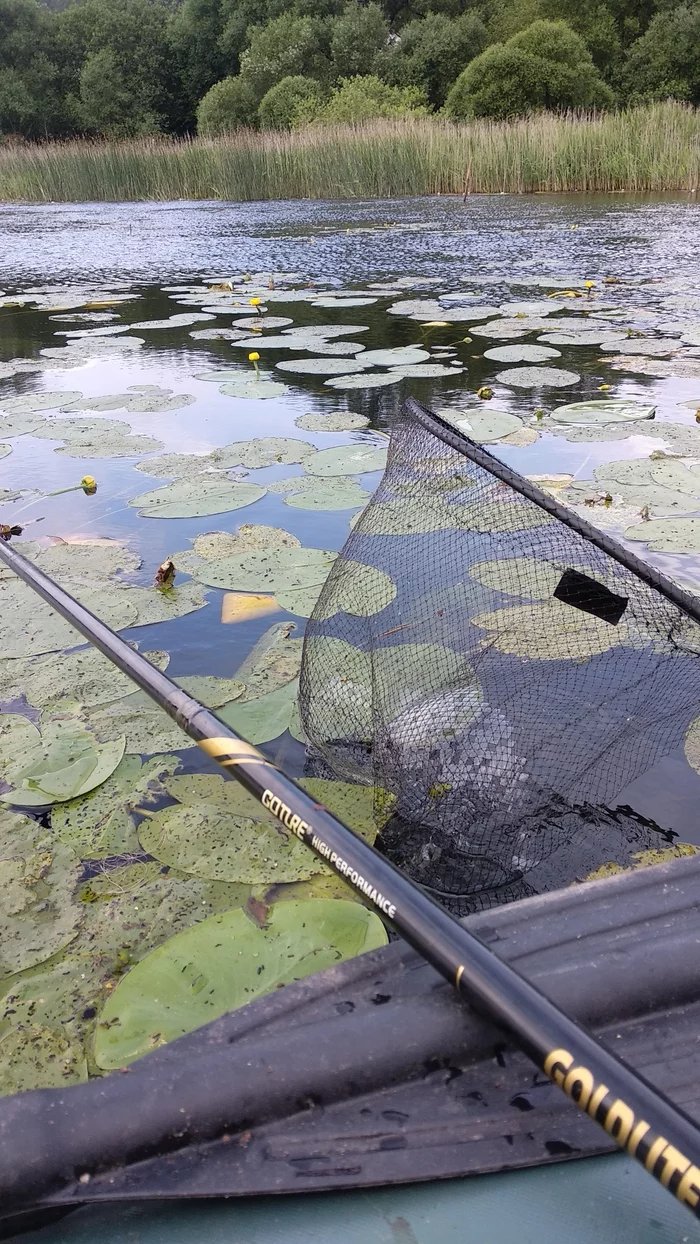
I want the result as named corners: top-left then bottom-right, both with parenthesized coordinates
top-left (0, 102), bottom-right (698, 202)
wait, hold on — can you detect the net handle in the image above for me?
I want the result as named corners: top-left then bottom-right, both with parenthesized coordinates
top-left (405, 397), bottom-right (700, 627)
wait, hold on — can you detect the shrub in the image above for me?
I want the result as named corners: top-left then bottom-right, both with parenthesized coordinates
top-left (330, 2), bottom-right (388, 80)
top-left (196, 74), bottom-right (258, 134)
top-left (237, 13), bottom-right (332, 103)
top-left (258, 75), bottom-right (325, 128)
top-left (384, 12), bottom-right (488, 109)
top-left (317, 74), bottom-right (428, 122)
top-left (623, 4), bottom-right (700, 105)
top-left (445, 19), bottom-right (614, 119)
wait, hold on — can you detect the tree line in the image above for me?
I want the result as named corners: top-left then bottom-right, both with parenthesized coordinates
top-left (1, 0), bottom-right (699, 139)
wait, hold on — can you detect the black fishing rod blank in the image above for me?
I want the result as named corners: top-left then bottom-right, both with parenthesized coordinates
top-left (2, 537), bottom-right (700, 1219)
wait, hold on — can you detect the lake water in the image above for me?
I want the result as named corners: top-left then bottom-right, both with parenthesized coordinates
top-left (2, 194), bottom-right (700, 1088)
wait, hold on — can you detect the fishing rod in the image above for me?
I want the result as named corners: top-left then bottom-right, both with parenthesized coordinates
top-left (2, 538), bottom-right (700, 1220)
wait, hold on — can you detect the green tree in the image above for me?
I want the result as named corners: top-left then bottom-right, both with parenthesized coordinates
top-left (318, 73), bottom-right (427, 119)
top-left (487, 0), bottom-right (620, 74)
top-left (384, 11), bottom-right (488, 107)
top-left (258, 74), bottom-right (325, 127)
top-left (0, 0), bottom-right (61, 136)
top-left (330, 2), bottom-right (389, 80)
top-left (623, 3), bottom-right (700, 103)
top-left (197, 73), bottom-right (258, 133)
top-left (168, 0), bottom-right (228, 117)
top-left (445, 18), bottom-right (614, 118)
top-left (237, 12), bottom-right (333, 103)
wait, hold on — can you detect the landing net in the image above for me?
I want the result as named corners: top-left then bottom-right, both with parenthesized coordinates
top-left (299, 398), bottom-right (700, 914)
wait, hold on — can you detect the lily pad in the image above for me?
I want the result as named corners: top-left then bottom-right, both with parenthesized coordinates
top-left (219, 380), bottom-right (288, 399)
top-left (129, 476), bottom-right (266, 519)
top-left (297, 779), bottom-right (392, 843)
top-left (94, 899), bottom-right (387, 1069)
top-left (601, 338), bottom-right (681, 357)
top-left (0, 1024), bottom-right (87, 1096)
top-left (0, 579), bottom-right (138, 658)
top-left (193, 524), bottom-right (301, 560)
top-left (550, 400), bottom-right (655, 426)
top-left (274, 584), bottom-right (325, 617)
top-left (303, 444), bottom-right (387, 477)
top-left (315, 560), bottom-right (396, 619)
top-left (121, 582), bottom-right (210, 626)
top-left (1, 720), bottom-right (126, 807)
top-left (83, 692), bottom-right (192, 756)
top-left (299, 341), bottom-right (366, 356)
top-left (623, 517), bottom-right (700, 552)
top-left (471, 599), bottom-right (625, 660)
top-left (0, 831), bottom-right (83, 974)
top-left (360, 347), bottom-right (430, 366)
top-left (0, 392), bottom-right (82, 415)
top-left (283, 325), bottom-right (369, 339)
top-left (34, 539), bottom-right (141, 582)
top-left (0, 714), bottom-right (41, 785)
top-left (210, 438), bottom-right (313, 469)
top-left (436, 408), bottom-right (523, 443)
top-left (189, 328), bottom-right (249, 340)
top-left (0, 647), bottom-right (167, 712)
top-left (325, 372), bottom-right (403, 390)
top-left (130, 314), bottom-right (214, 329)
top-left (483, 344), bottom-right (561, 363)
top-left (276, 357), bottom-right (368, 376)
top-left (234, 622), bottom-right (303, 700)
top-left (134, 452), bottom-right (212, 478)
top-left (294, 412), bottom-right (369, 432)
top-left (312, 296), bottom-right (378, 307)
top-left (173, 674), bottom-right (245, 707)
top-left (217, 679), bottom-right (300, 744)
top-left (41, 337), bottom-right (144, 361)
top-left (192, 546), bottom-right (337, 593)
top-left (230, 316), bottom-right (293, 329)
top-left (285, 480), bottom-right (370, 511)
top-left (50, 753), bottom-right (182, 856)
top-left (390, 364), bottom-right (462, 378)
top-left (496, 367), bottom-right (581, 388)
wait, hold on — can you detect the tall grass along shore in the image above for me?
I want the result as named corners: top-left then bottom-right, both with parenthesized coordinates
top-left (0, 102), bottom-right (697, 203)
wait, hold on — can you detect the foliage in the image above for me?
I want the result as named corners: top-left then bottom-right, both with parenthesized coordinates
top-left (197, 74), bottom-right (258, 134)
top-left (316, 74), bottom-right (428, 121)
top-left (330, 2), bottom-right (389, 79)
top-left (238, 12), bottom-right (333, 103)
top-left (383, 12), bottom-right (488, 107)
top-left (258, 75), bottom-right (325, 128)
top-left (445, 19), bottom-right (614, 118)
top-left (623, 3), bottom-right (700, 104)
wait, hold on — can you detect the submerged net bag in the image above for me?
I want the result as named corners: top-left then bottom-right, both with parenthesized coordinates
top-left (299, 399), bottom-right (700, 913)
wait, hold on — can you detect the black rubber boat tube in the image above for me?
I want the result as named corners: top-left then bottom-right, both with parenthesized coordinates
top-left (2, 538), bottom-right (700, 1219)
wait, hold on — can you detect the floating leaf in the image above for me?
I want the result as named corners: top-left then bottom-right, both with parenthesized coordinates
top-left (471, 599), bottom-right (625, 660)
top-left (276, 357), bottom-right (368, 376)
top-left (173, 674), bottom-right (245, 707)
top-left (129, 476), bottom-right (266, 519)
top-left (121, 582), bottom-right (209, 626)
top-left (130, 314), bottom-right (214, 329)
top-left (312, 296), bottom-right (378, 307)
top-left (325, 372), bottom-right (402, 390)
top-left (390, 363), bottom-right (462, 378)
top-left (35, 540), bottom-right (141, 582)
top-left (361, 347), bottom-right (430, 366)
top-left (495, 367), bottom-right (581, 388)
top-left (601, 338), bottom-right (681, 357)
top-left (483, 344), bottom-right (561, 362)
top-left (94, 900), bottom-right (387, 1069)
top-left (298, 341), bottom-right (366, 356)
top-left (437, 408), bottom-right (523, 443)
top-left (282, 324), bottom-right (369, 339)
top-left (230, 316), bottom-right (293, 329)
top-left (209, 438), bottom-right (313, 469)
top-left (298, 778), bottom-right (393, 843)
top-left (0, 392), bottom-right (82, 415)
top-left (50, 753), bottom-right (181, 856)
top-left (0, 647), bottom-right (167, 712)
top-left (234, 622), bottom-right (303, 700)
top-left (624, 517), bottom-right (700, 552)
top-left (0, 580), bottom-right (138, 658)
top-left (134, 452), bottom-right (212, 478)
top-left (219, 380), bottom-right (288, 399)
top-left (303, 444), bottom-right (387, 477)
top-left (193, 524), bottom-right (301, 560)
top-left (315, 559), bottom-right (396, 619)
top-left (0, 714), bottom-right (42, 786)
top-left (217, 679), bottom-right (299, 743)
top-left (294, 412), bottom-right (369, 432)
top-left (191, 545), bottom-right (337, 593)
top-left (0, 833), bottom-right (82, 974)
top-left (1, 721), bottom-right (126, 807)
top-left (0, 1024), bottom-right (87, 1096)
top-left (550, 400), bottom-right (655, 426)
top-left (285, 480), bottom-right (370, 511)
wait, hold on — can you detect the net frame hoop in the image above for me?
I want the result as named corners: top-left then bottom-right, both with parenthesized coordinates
top-left (406, 397), bottom-right (700, 627)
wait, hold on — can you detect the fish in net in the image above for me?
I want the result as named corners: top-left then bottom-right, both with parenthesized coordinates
top-left (299, 398), bottom-right (700, 914)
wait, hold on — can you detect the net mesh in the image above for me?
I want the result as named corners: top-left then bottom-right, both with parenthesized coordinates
top-left (299, 400), bottom-right (700, 914)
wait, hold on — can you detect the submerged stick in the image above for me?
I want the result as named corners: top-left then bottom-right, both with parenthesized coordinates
top-left (2, 537), bottom-right (700, 1218)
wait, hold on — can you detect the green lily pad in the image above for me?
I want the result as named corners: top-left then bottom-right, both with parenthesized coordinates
top-left (94, 899), bottom-right (387, 1069)
top-left (623, 517), bottom-right (700, 552)
top-left (297, 778), bottom-right (392, 843)
top-left (391, 363), bottom-right (462, 378)
top-left (483, 345), bottom-right (561, 362)
top-left (35, 540), bottom-right (141, 582)
top-left (550, 400), bottom-right (656, 426)
top-left (0, 579), bottom-right (138, 658)
top-left (193, 524), bottom-right (301, 560)
top-left (604, 356), bottom-right (700, 379)
top-left (685, 716), bottom-right (700, 775)
top-left (325, 372), bottom-right (402, 390)
top-left (194, 370), bottom-right (245, 382)
top-left (436, 408), bottom-right (523, 443)
top-left (468, 324), bottom-right (528, 340)
top-left (129, 476), bottom-right (266, 519)
top-left (230, 316), bottom-right (293, 329)
top-left (0, 647), bottom-right (167, 712)
top-left (121, 582), bottom-right (209, 626)
top-left (602, 338), bottom-right (681, 357)
top-left (496, 367), bottom-right (581, 388)
top-left (283, 325), bottom-right (369, 339)
top-left (234, 622), bottom-right (303, 700)
top-left (315, 560), bottom-right (396, 619)
top-left (217, 679), bottom-right (299, 743)
top-left (471, 599), bottom-right (626, 660)
top-left (230, 335), bottom-right (317, 350)
top-left (276, 357), bottom-right (368, 376)
top-left (469, 557), bottom-right (589, 601)
top-left (210, 438), bottom-right (313, 469)
top-left (134, 452), bottom-right (212, 478)
top-left (83, 692), bottom-right (192, 757)
top-left (0, 1024), bottom-right (87, 1096)
top-left (0, 714), bottom-right (42, 785)
top-left (285, 481), bottom-right (370, 511)
top-left (312, 296), bottom-right (378, 308)
top-left (192, 546), bottom-right (337, 593)
top-left (273, 583), bottom-right (324, 617)
top-left (50, 754), bottom-right (182, 856)
top-left (0, 392), bottom-right (82, 415)
top-left (41, 337), bottom-right (144, 360)
top-left (0, 834), bottom-right (83, 974)
top-left (361, 348), bottom-right (430, 366)
top-left (294, 412), bottom-right (369, 432)
top-left (537, 331), bottom-right (627, 347)
top-left (173, 674), bottom-right (245, 707)
top-left (219, 381), bottom-right (287, 399)
top-left (190, 328), bottom-right (249, 340)
top-left (303, 444), bottom-right (387, 477)
top-left (0, 412), bottom-right (47, 437)
top-left (300, 341), bottom-right (366, 356)
top-left (1, 720), bottom-right (126, 807)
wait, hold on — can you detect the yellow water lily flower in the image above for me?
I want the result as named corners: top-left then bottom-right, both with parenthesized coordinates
top-left (477, 386), bottom-right (493, 400)
top-left (248, 352), bottom-right (260, 362)
top-left (598, 384), bottom-right (611, 391)
top-left (81, 475), bottom-right (97, 495)
top-left (249, 297), bottom-right (261, 307)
